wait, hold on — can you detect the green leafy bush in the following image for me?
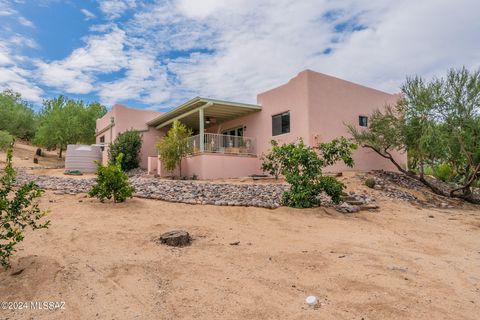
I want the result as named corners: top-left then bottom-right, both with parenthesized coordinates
top-left (276, 139), bottom-right (323, 208)
top-left (0, 130), bottom-right (13, 151)
top-left (89, 153), bottom-right (135, 203)
top-left (435, 163), bottom-right (454, 182)
top-left (365, 177), bottom-right (376, 188)
top-left (319, 176), bottom-right (345, 204)
top-left (108, 129), bottom-right (143, 171)
top-left (260, 140), bottom-right (282, 179)
top-left (0, 148), bottom-right (49, 269)
top-left (266, 138), bottom-right (356, 208)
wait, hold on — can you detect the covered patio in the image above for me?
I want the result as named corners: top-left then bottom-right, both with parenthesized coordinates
top-left (146, 97), bottom-right (263, 179)
top-left (147, 97), bottom-right (261, 156)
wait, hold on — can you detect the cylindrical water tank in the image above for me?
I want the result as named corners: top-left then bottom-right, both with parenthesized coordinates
top-left (65, 145), bottom-right (102, 173)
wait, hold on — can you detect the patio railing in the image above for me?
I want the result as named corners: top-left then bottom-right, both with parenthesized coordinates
top-left (186, 133), bottom-right (256, 156)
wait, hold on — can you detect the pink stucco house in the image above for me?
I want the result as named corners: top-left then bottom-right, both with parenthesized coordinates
top-left (96, 70), bottom-right (406, 179)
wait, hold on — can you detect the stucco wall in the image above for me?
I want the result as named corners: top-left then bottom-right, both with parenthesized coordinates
top-left (206, 72), bottom-right (310, 160)
top-left (95, 104), bottom-right (162, 169)
top-left (205, 70), bottom-right (406, 173)
top-left (304, 70), bottom-right (406, 171)
top-left (183, 154), bottom-right (261, 179)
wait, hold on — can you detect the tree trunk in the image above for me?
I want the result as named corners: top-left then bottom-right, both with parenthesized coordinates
top-left (159, 230), bottom-right (191, 247)
top-left (362, 144), bottom-right (480, 203)
top-left (59, 148), bottom-right (63, 158)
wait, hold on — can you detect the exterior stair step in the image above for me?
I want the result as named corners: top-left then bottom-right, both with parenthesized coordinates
top-left (360, 204), bottom-right (379, 210)
top-left (346, 200), bottom-right (365, 206)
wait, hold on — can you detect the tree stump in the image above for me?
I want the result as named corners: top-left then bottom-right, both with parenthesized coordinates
top-left (159, 230), bottom-right (191, 247)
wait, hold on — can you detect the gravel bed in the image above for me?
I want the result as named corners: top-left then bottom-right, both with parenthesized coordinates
top-left (13, 169), bottom-right (288, 209)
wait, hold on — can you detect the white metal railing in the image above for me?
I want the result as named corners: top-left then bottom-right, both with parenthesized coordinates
top-left (186, 133), bottom-right (256, 155)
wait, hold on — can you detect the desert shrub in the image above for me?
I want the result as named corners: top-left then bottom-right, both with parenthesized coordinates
top-left (272, 138), bottom-right (355, 208)
top-left (0, 130), bottom-right (13, 151)
top-left (108, 130), bottom-right (143, 171)
top-left (365, 177), bottom-right (376, 188)
top-left (319, 176), bottom-right (345, 204)
top-left (260, 140), bottom-right (282, 179)
top-left (434, 163), bottom-right (454, 182)
top-left (275, 139), bottom-right (323, 208)
top-left (423, 165), bottom-right (434, 176)
top-left (89, 153), bottom-right (135, 203)
top-left (0, 148), bottom-right (49, 269)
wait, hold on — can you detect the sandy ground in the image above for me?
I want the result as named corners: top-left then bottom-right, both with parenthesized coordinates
top-left (0, 140), bottom-right (64, 168)
top-left (0, 190), bottom-right (479, 319)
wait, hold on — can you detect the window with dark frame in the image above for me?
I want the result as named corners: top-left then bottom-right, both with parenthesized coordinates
top-left (359, 116), bottom-right (368, 127)
top-left (99, 136), bottom-right (105, 151)
top-left (272, 112), bottom-right (290, 136)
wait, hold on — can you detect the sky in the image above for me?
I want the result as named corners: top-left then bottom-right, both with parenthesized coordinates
top-left (0, 0), bottom-right (479, 111)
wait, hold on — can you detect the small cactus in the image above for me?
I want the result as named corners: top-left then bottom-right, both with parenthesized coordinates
top-left (365, 177), bottom-right (376, 188)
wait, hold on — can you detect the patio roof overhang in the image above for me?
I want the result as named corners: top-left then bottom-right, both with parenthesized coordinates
top-left (146, 97), bottom-right (262, 130)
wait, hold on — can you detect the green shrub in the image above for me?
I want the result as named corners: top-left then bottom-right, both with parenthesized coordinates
top-left (276, 139), bottom-right (323, 208)
top-left (108, 130), bottom-right (143, 171)
top-left (434, 163), bottom-right (454, 182)
top-left (260, 140), bottom-right (282, 179)
top-left (0, 148), bottom-right (49, 269)
top-left (0, 130), bottom-right (13, 151)
top-left (89, 153), bottom-right (135, 203)
top-left (319, 176), bottom-right (345, 204)
top-left (365, 177), bottom-right (376, 188)
top-left (271, 138), bottom-right (354, 208)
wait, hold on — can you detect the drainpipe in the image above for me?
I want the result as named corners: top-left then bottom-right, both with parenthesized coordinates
top-left (109, 116), bottom-right (114, 143)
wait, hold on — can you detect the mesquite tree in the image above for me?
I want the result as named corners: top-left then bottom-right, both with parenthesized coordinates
top-left (349, 67), bottom-right (480, 203)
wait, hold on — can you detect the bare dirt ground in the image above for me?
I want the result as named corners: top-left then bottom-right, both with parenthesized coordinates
top-left (0, 140), bottom-right (64, 168)
top-left (0, 188), bottom-right (479, 319)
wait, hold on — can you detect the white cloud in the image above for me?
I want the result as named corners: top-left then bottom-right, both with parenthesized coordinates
top-left (36, 26), bottom-right (127, 94)
top-left (0, 43), bottom-right (43, 102)
top-left (9, 0), bottom-right (478, 108)
top-left (81, 8), bottom-right (96, 20)
top-left (144, 0), bottom-right (479, 103)
top-left (98, 0), bottom-right (136, 19)
top-left (17, 16), bottom-right (34, 27)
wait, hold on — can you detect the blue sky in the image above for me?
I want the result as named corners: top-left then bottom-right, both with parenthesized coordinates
top-left (0, 0), bottom-right (479, 111)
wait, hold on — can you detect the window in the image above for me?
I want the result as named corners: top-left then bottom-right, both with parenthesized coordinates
top-left (272, 112), bottom-right (290, 136)
top-left (99, 136), bottom-right (105, 151)
top-left (359, 116), bottom-right (368, 127)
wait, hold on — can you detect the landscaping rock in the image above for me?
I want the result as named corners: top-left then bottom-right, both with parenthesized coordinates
top-left (336, 202), bottom-right (360, 213)
top-left (159, 230), bottom-right (191, 247)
